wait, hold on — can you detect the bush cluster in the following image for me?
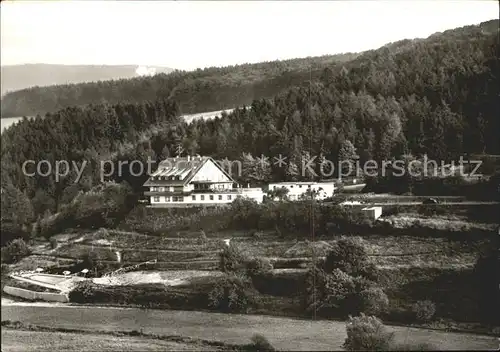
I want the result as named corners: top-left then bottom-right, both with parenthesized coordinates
top-left (343, 314), bottom-right (438, 351)
top-left (304, 236), bottom-right (388, 319)
top-left (358, 287), bottom-right (390, 317)
top-left (412, 300), bottom-right (436, 322)
top-left (241, 334), bottom-right (276, 351)
top-left (208, 273), bottom-right (258, 313)
top-left (38, 182), bottom-right (134, 238)
top-left (1, 239), bottom-right (31, 264)
top-left (324, 237), bottom-right (377, 279)
top-left (245, 257), bottom-right (274, 277)
top-left (218, 244), bottom-right (249, 273)
top-left (343, 314), bottom-right (394, 351)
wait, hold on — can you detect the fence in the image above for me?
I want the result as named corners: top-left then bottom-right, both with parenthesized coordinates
top-left (3, 286), bottom-right (69, 303)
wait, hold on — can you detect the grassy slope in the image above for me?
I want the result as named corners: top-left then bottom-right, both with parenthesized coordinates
top-left (1, 329), bottom-right (211, 351)
top-left (1, 306), bottom-right (497, 351)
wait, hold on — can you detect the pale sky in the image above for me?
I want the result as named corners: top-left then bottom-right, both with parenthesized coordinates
top-left (1, 0), bottom-right (497, 70)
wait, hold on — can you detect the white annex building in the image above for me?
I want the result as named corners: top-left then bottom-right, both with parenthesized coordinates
top-left (267, 181), bottom-right (335, 201)
top-left (144, 156), bottom-right (264, 207)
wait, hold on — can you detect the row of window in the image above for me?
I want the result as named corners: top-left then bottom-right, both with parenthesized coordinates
top-left (151, 185), bottom-right (228, 192)
top-left (194, 183), bottom-right (229, 190)
top-left (151, 186), bottom-right (171, 192)
top-left (152, 175), bottom-right (182, 181)
top-left (153, 194), bottom-right (233, 202)
top-left (272, 184), bottom-right (309, 189)
top-left (272, 185), bottom-right (326, 191)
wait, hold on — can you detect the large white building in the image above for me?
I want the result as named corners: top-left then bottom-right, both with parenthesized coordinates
top-left (144, 156), bottom-right (264, 207)
top-left (267, 181), bottom-right (335, 201)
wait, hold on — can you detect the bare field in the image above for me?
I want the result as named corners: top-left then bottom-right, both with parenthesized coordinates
top-left (92, 270), bottom-right (224, 286)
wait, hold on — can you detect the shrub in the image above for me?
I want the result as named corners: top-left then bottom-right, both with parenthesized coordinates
top-left (198, 230), bottom-right (207, 244)
top-left (358, 287), bottom-right (389, 317)
top-left (305, 267), bottom-right (357, 317)
top-left (324, 237), bottom-right (376, 279)
top-left (411, 300), bottom-right (436, 322)
top-left (353, 276), bottom-right (376, 293)
top-left (218, 244), bottom-right (248, 273)
top-left (304, 265), bottom-right (329, 311)
top-left (246, 257), bottom-right (273, 277)
top-left (325, 269), bottom-right (357, 305)
top-left (208, 273), bottom-right (256, 313)
top-left (251, 230), bottom-right (264, 239)
top-left (68, 281), bottom-right (97, 303)
top-left (49, 238), bottom-right (58, 249)
top-left (1, 239), bottom-right (31, 264)
top-left (417, 205), bottom-right (446, 217)
top-left (245, 334), bottom-right (276, 351)
top-left (343, 314), bottom-right (394, 351)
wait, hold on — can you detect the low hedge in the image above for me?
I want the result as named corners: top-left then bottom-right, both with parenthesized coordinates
top-left (69, 281), bottom-right (209, 309)
top-left (251, 270), bottom-right (307, 297)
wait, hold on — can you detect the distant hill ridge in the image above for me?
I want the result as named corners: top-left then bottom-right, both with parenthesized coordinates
top-left (0, 52), bottom-right (360, 118)
top-left (0, 64), bottom-right (174, 96)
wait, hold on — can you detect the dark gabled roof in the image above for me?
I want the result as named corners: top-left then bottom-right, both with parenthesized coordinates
top-left (143, 156), bottom-right (235, 187)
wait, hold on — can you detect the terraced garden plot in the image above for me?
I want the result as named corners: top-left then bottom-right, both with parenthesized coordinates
top-left (51, 231), bottom-right (489, 271)
top-left (8, 255), bottom-right (77, 273)
top-left (120, 249), bottom-right (218, 263)
top-left (231, 240), bottom-right (296, 257)
top-left (81, 230), bottom-right (275, 251)
top-left (52, 244), bottom-right (117, 261)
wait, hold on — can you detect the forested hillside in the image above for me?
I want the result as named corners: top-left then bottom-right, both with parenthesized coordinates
top-left (0, 53), bottom-right (359, 118)
top-left (1, 19), bottom-right (498, 241)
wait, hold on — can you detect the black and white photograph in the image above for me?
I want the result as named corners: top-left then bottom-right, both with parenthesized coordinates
top-left (1, 0), bottom-right (499, 350)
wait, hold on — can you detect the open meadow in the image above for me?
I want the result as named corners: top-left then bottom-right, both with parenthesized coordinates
top-left (1, 306), bottom-right (497, 351)
top-left (1, 328), bottom-right (214, 352)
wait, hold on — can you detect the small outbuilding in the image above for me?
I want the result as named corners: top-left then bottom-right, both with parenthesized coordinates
top-left (361, 206), bottom-right (382, 221)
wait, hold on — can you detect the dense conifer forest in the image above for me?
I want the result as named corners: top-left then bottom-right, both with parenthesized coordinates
top-left (1, 19), bottom-right (499, 242)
